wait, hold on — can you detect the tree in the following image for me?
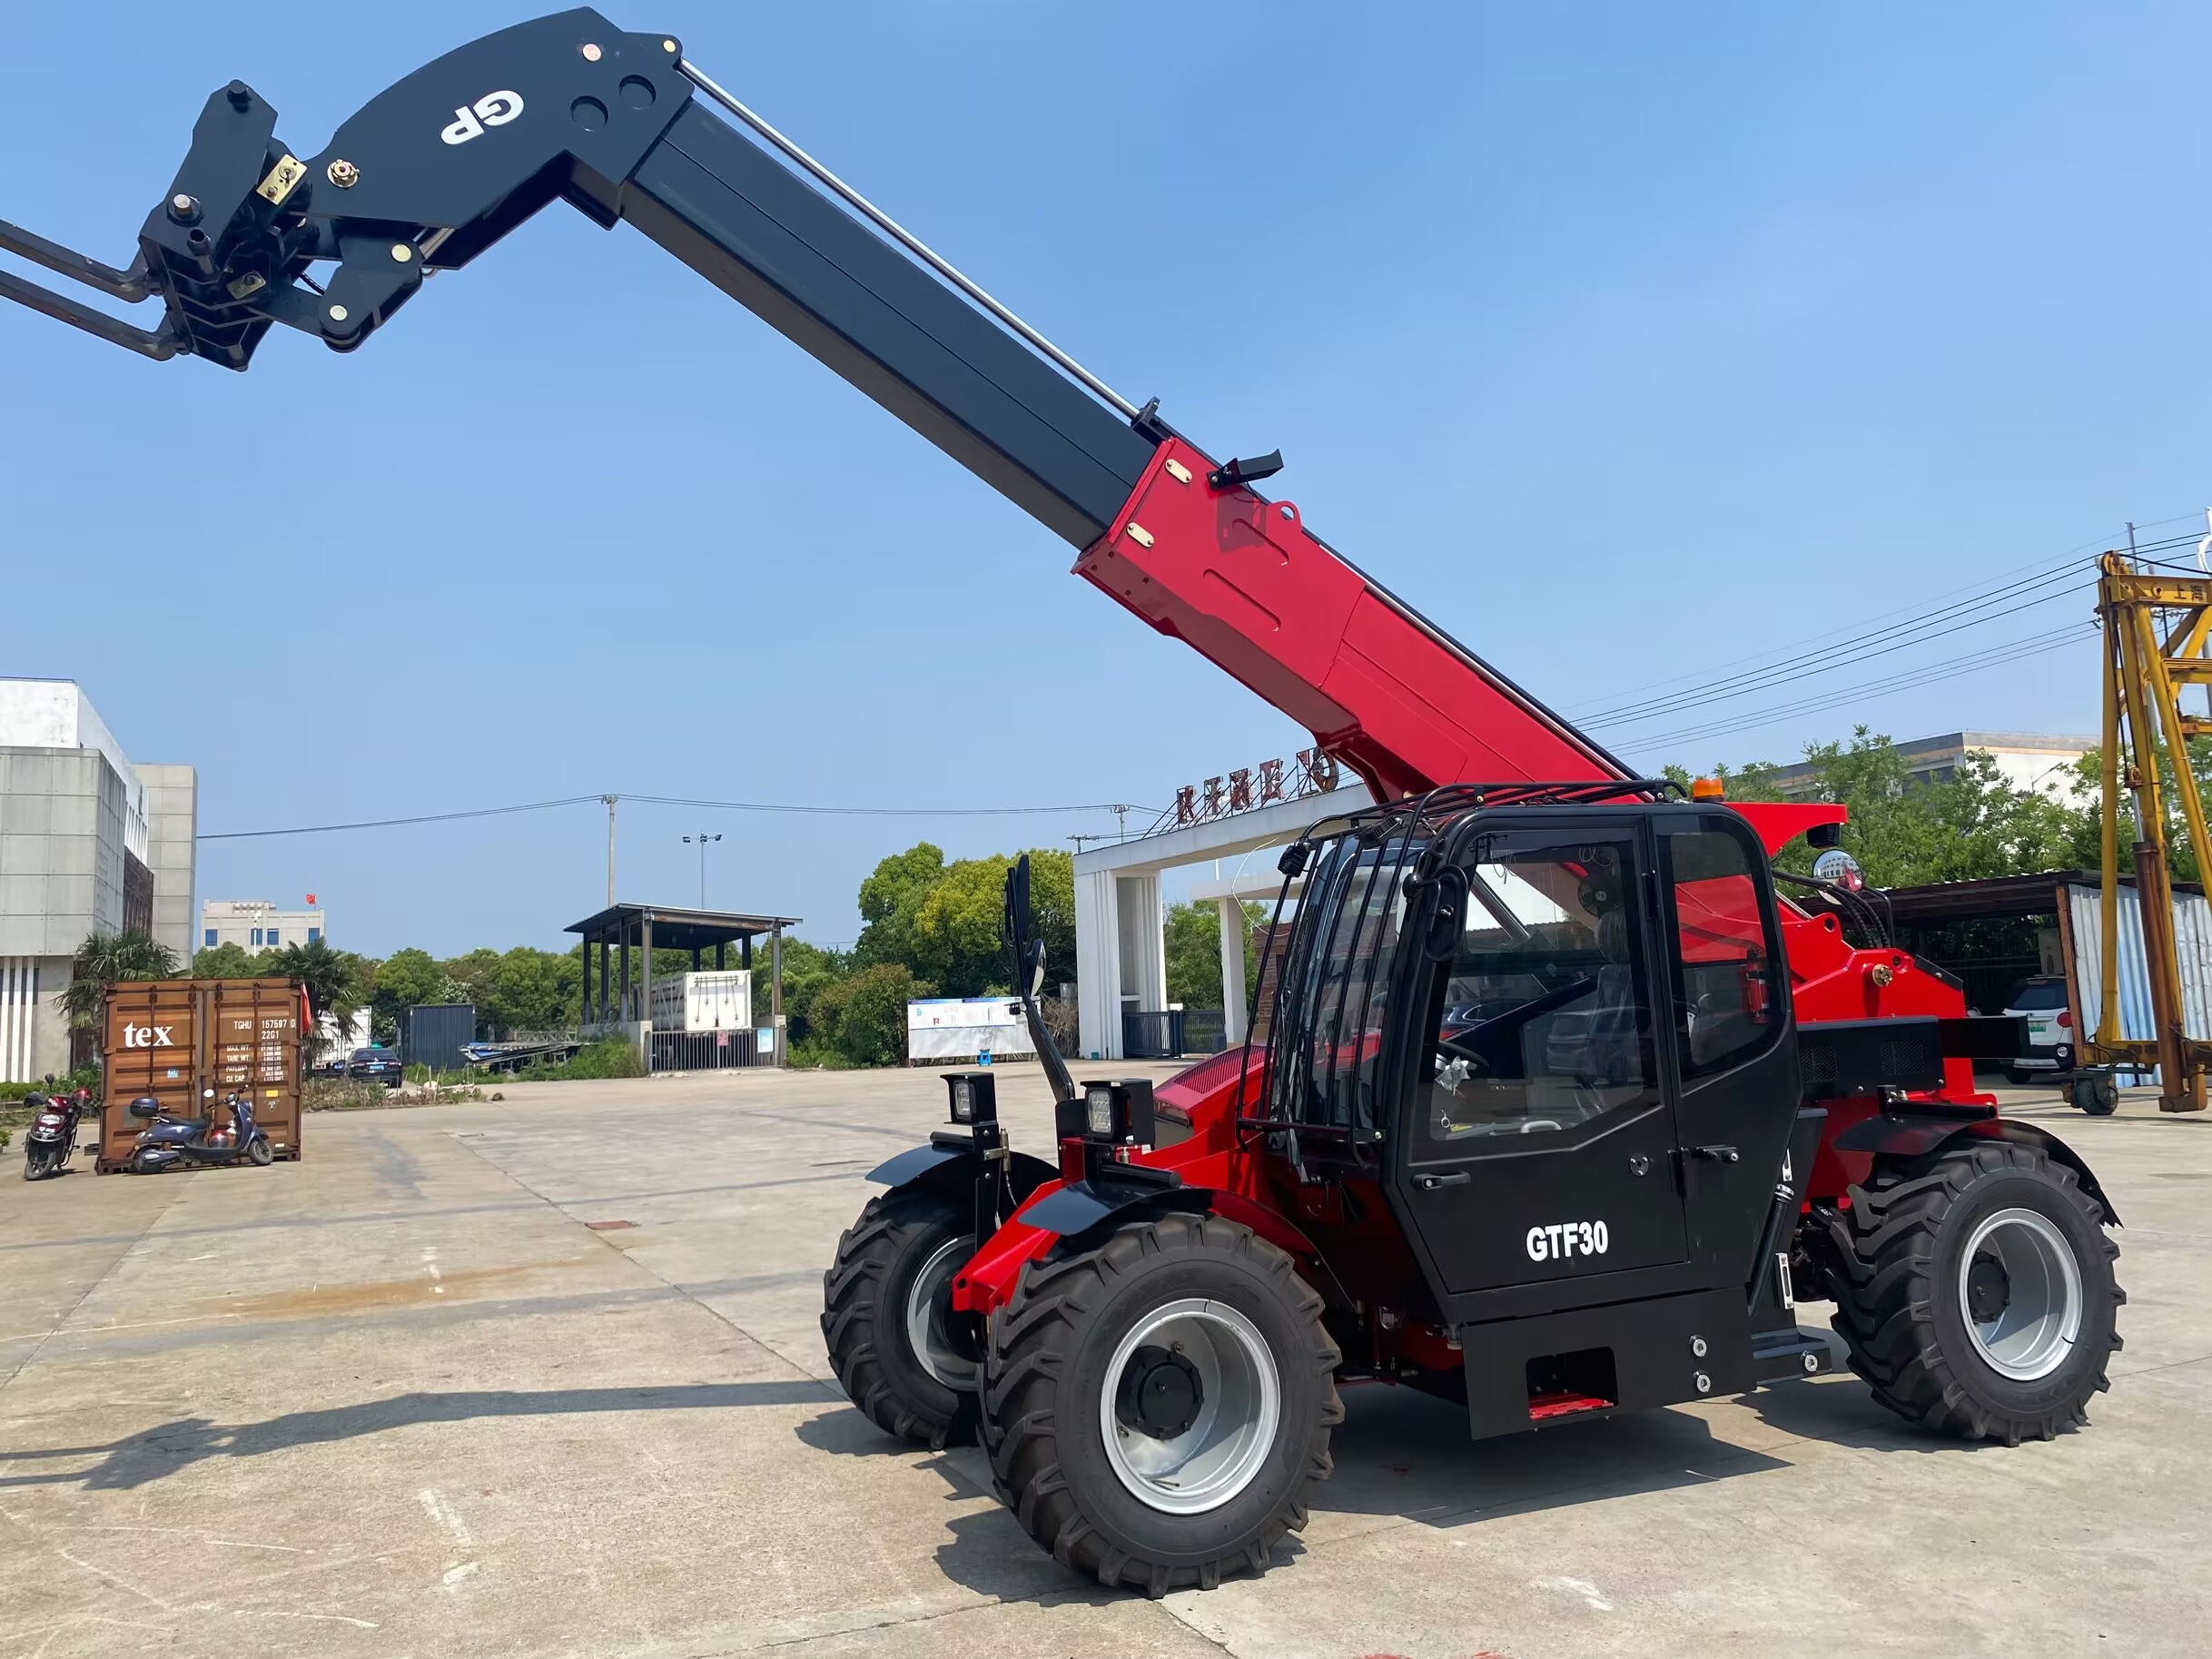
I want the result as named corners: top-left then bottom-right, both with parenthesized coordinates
top-left (2063, 736), bottom-right (2212, 883)
top-left (772, 937), bottom-right (851, 1044)
top-left (1163, 900), bottom-right (1266, 1010)
top-left (810, 963), bottom-right (932, 1066)
top-left (56, 931), bottom-right (178, 1046)
top-left (1708, 729), bottom-right (2089, 888)
top-left (853, 843), bottom-right (946, 970)
top-left (265, 937), bottom-right (371, 1028)
top-left (370, 947), bottom-right (450, 1041)
top-left (192, 941), bottom-right (269, 979)
top-left (905, 847), bottom-right (1077, 999)
top-left (486, 946), bottom-right (582, 1037)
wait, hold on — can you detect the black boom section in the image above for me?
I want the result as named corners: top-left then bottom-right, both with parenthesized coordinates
top-left (623, 103), bottom-right (1154, 545)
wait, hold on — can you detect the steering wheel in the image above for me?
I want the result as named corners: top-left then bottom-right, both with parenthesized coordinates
top-left (1435, 976), bottom-right (1595, 1064)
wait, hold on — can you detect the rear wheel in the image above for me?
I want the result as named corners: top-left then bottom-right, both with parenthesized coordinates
top-left (821, 1190), bottom-right (980, 1448)
top-left (983, 1213), bottom-right (1341, 1597)
top-left (1825, 1141), bottom-right (2122, 1443)
top-left (248, 1136), bottom-right (274, 1167)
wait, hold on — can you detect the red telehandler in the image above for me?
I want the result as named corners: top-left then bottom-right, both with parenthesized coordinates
top-left (1, 8), bottom-right (2124, 1598)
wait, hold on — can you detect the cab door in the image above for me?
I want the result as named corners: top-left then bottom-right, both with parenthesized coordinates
top-left (1390, 824), bottom-right (1691, 1300)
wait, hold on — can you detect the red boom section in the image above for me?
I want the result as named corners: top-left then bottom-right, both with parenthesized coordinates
top-left (1074, 438), bottom-right (1628, 799)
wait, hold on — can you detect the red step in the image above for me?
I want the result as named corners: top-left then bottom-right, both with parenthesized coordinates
top-left (1527, 1390), bottom-right (1615, 1422)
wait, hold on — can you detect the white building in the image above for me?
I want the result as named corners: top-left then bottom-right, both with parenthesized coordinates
top-left (0, 680), bottom-right (195, 1079)
top-left (1763, 731), bottom-right (2092, 797)
top-left (1072, 783), bottom-right (1367, 1061)
top-left (202, 898), bottom-right (325, 953)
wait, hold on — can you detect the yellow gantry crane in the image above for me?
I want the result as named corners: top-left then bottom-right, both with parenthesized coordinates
top-left (2091, 550), bottom-right (2212, 1111)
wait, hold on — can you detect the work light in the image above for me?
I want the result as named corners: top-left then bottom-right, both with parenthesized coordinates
top-left (945, 1071), bottom-right (996, 1126)
top-left (1085, 1083), bottom-right (1118, 1139)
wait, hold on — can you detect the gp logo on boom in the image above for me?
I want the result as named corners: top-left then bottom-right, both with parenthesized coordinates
top-left (441, 90), bottom-right (526, 146)
top-left (1526, 1220), bottom-right (1609, 1262)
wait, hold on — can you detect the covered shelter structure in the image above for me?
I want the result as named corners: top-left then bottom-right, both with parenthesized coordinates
top-left (1073, 785), bottom-right (1366, 1061)
top-left (567, 902), bottom-right (802, 1066)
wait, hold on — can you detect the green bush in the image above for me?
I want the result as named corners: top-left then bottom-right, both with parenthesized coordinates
top-left (2, 1064), bottom-right (100, 1101)
top-left (516, 1037), bottom-right (647, 1081)
top-left (810, 963), bottom-right (931, 1067)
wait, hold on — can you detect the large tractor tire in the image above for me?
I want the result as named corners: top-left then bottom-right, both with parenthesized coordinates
top-left (983, 1212), bottom-right (1342, 1598)
top-left (1826, 1141), bottom-right (2122, 1444)
top-left (821, 1190), bottom-right (981, 1449)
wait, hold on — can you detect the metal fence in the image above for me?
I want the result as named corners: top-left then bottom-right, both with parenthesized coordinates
top-left (1122, 1010), bottom-right (1185, 1060)
top-left (1181, 1010), bottom-right (1229, 1055)
top-left (647, 1028), bottom-right (775, 1071)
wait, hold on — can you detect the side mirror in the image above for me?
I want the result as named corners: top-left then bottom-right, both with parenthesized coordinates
top-left (1002, 854), bottom-right (1038, 986)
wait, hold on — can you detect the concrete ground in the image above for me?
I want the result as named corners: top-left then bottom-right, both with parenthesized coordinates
top-left (0, 1064), bottom-right (2203, 1658)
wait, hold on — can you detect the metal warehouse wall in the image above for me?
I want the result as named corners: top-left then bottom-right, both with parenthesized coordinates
top-left (400, 1004), bottom-right (477, 1073)
top-left (2062, 884), bottom-right (2212, 1071)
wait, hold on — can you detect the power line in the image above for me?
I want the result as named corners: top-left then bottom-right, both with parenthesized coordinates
top-left (1618, 621), bottom-right (2098, 754)
top-left (622, 793), bottom-right (1163, 820)
top-left (198, 792), bottom-right (1159, 842)
top-left (1567, 522), bottom-right (2200, 722)
top-left (1582, 571), bottom-right (2097, 732)
top-left (197, 795), bottom-right (607, 842)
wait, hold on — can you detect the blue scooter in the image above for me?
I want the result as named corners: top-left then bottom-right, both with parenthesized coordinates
top-left (126, 1088), bottom-right (274, 1173)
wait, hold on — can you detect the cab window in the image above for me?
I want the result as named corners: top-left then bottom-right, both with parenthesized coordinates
top-left (1416, 834), bottom-right (1655, 1158)
top-left (1662, 822), bottom-right (1781, 1078)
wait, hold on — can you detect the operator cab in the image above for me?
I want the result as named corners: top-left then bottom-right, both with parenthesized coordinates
top-left (1254, 786), bottom-right (1822, 1429)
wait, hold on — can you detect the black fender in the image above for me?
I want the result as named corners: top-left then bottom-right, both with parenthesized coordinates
top-left (865, 1135), bottom-right (1058, 1207)
top-left (1017, 1170), bottom-right (1197, 1245)
top-left (1832, 1112), bottom-right (2120, 1226)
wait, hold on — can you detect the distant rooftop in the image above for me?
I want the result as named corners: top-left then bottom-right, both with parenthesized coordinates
top-left (1764, 731), bottom-right (2095, 780)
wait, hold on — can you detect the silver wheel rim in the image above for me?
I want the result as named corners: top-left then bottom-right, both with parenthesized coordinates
top-left (1100, 1298), bottom-right (1281, 1516)
top-left (1959, 1207), bottom-right (2082, 1382)
top-left (904, 1236), bottom-right (977, 1390)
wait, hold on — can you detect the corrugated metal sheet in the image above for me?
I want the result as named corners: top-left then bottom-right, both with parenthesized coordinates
top-left (400, 1004), bottom-right (477, 1073)
top-left (2063, 883), bottom-right (2212, 1079)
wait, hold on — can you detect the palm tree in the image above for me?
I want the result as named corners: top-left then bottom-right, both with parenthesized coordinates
top-left (264, 937), bottom-right (370, 1058)
top-left (57, 931), bottom-right (180, 1047)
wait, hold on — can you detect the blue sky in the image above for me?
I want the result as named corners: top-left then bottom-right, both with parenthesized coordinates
top-left (5, 3), bottom-right (2207, 955)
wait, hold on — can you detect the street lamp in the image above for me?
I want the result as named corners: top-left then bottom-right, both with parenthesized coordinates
top-left (682, 832), bottom-right (723, 907)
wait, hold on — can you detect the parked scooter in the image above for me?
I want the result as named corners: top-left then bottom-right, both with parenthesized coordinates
top-left (125, 1088), bottom-right (273, 1174)
top-left (21, 1085), bottom-right (91, 1180)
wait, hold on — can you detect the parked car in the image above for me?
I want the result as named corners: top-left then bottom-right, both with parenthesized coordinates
top-left (345, 1046), bottom-right (405, 1086)
top-left (2000, 974), bottom-right (2075, 1085)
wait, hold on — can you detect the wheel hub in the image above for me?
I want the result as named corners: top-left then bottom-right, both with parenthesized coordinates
top-left (905, 1236), bottom-right (980, 1391)
top-left (1965, 1253), bottom-right (2011, 1323)
top-left (1117, 1345), bottom-right (1205, 1438)
top-left (1099, 1299), bottom-right (1281, 1516)
top-left (1958, 1207), bottom-right (2083, 1383)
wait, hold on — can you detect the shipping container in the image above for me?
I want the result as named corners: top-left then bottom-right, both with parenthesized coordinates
top-left (648, 970), bottom-right (753, 1032)
top-left (400, 1003), bottom-right (477, 1073)
top-left (100, 978), bottom-right (306, 1170)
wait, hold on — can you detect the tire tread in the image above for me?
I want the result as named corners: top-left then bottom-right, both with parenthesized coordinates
top-left (1822, 1140), bottom-right (2122, 1442)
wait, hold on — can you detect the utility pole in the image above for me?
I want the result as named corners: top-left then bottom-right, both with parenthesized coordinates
top-left (603, 795), bottom-right (617, 906)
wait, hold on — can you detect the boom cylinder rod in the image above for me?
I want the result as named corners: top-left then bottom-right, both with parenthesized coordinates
top-left (677, 58), bottom-right (1141, 420)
